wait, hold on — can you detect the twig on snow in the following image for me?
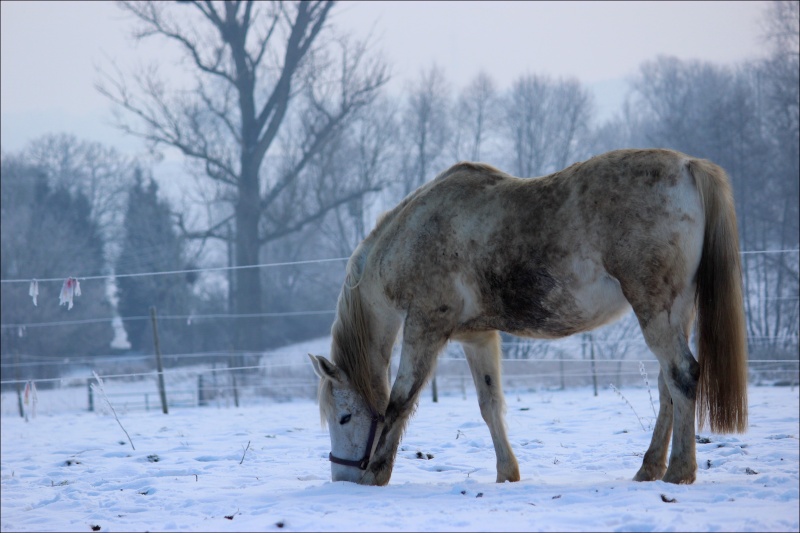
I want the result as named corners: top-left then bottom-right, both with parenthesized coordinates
top-left (240, 440), bottom-right (251, 465)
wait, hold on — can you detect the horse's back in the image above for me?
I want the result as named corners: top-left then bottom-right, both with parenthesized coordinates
top-left (365, 149), bottom-right (706, 339)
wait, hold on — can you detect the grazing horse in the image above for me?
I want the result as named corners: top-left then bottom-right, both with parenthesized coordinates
top-left (309, 148), bottom-right (748, 486)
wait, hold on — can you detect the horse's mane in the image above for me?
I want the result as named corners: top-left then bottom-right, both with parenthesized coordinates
top-left (318, 245), bottom-right (378, 423)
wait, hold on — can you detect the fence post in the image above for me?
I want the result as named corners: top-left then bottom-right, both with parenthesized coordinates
top-left (150, 306), bottom-right (169, 414)
top-left (590, 334), bottom-right (598, 397)
top-left (88, 380), bottom-right (94, 412)
top-left (15, 351), bottom-right (24, 418)
top-left (16, 383), bottom-right (24, 418)
top-left (212, 362), bottom-right (219, 407)
top-left (198, 374), bottom-right (206, 406)
top-left (232, 373), bottom-right (239, 408)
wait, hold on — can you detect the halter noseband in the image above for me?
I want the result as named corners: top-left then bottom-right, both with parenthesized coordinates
top-left (328, 411), bottom-right (385, 471)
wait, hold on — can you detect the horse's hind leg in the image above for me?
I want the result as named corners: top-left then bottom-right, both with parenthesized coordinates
top-left (633, 371), bottom-right (673, 481)
top-left (458, 330), bottom-right (520, 483)
top-left (636, 312), bottom-right (699, 484)
top-left (661, 334), bottom-right (699, 484)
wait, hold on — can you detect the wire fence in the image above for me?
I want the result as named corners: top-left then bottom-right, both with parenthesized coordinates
top-left (1, 250), bottom-right (797, 416)
top-left (0, 256), bottom-right (351, 285)
top-left (3, 332), bottom-right (798, 370)
top-left (1, 249), bottom-right (797, 328)
top-left (1, 343), bottom-right (797, 418)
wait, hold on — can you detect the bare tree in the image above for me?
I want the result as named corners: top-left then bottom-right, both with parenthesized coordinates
top-left (761, 0), bottom-right (800, 60)
top-left (589, 98), bottom-right (650, 155)
top-left (316, 95), bottom-right (399, 256)
top-left (629, 46), bottom-right (799, 358)
top-left (398, 64), bottom-right (452, 197)
top-left (630, 58), bottom-right (770, 257)
top-left (757, 0), bottom-right (799, 356)
top-left (22, 133), bottom-right (135, 264)
top-left (450, 71), bottom-right (499, 162)
top-left (501, 74), bottom-right (593, 178)
top-left (97, 1), bottom-right (388, 352)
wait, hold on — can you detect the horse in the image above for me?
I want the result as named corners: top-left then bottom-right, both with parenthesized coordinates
top-left (309, 148), bottom-right (748, 486)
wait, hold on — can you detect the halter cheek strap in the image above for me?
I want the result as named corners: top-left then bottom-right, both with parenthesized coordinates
top-left (329, 411), bottom-right (385, 470)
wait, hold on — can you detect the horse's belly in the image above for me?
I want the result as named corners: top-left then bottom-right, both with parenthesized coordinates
top-left (504, 277), bottom-right (629, 339)
top-left (457, 259), bottom-right (630, 339)
top-left (569, 269), bottom-right (631, 331)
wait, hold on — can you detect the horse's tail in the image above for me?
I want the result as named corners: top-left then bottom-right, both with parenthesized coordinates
top-left (688, 158), bottom-right (748, 433)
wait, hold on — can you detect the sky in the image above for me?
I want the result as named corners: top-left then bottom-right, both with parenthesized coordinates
top-left (1, 1), bottom-right (770, 158)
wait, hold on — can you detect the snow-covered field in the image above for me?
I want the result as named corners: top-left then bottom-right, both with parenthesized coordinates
top-left (1, 377), bottom-right (797, 532)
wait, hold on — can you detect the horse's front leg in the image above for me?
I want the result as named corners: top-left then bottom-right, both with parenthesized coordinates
top-left (361, 319), bottom-right (446, 486)
top-left (457, 330), bottom-right (520, 483)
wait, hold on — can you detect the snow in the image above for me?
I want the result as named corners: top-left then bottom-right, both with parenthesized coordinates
top-left (1, 376), bottom-right (798, 532)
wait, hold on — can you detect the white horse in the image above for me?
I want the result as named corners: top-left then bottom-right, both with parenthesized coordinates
top-left (310, 149), bottom-right (748, 486)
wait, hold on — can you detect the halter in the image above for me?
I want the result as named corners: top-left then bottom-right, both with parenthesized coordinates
top-left (328, 411), bottom-right (385, 470)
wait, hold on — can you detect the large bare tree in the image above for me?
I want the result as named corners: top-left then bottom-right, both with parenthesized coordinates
top-left (98, 1), bottom-right (388, 352)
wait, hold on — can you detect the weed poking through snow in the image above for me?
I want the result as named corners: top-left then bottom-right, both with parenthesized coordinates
top-left (639, 362), bottom-right (658, 420)
top-left (610, 363), bottom-right (658, 431)
top-left (91, 372), bottom-right (135, 451)
top-left (610, 383), bottom-right (648, 432)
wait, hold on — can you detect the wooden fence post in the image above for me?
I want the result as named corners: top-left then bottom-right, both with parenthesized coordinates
top-left (232, 372), bottom-right (239, 408)
top-left (15, 351), bottom-right (24, 418)
top-left (88, 380), bottom-right (94, 412)
top-left (590, 334), bottom-right (598, 397)
top-left (198, 374), bottom-right (206, 406)
top-left (150, 306), bottom-right (169, 414)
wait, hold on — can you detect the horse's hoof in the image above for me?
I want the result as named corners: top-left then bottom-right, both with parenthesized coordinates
top-left (358, 470), bottom-right (379, 486)
top-left (662, 466), bottom-right (696, 485)
top-left (496, 465), bottom-right (521, 483)
top-left (633, 464), bottom-right (666, 482)
top-left (359, 461), bottom-right (392, 486)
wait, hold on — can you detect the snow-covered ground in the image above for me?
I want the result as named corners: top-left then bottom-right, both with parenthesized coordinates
top-left (1, 377), bottom-right (797, 532)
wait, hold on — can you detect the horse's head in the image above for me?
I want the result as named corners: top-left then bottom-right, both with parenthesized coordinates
top-left (308, 353), bottom-right (383, 484)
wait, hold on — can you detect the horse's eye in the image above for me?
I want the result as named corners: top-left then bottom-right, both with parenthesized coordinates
top-left (339, 414), bottom-right (352, 425)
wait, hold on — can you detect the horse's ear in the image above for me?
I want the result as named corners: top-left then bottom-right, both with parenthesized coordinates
top-left (308, 353), bottom-right (342, 383)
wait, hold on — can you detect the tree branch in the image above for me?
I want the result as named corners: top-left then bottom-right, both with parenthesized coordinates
top-left (253, 1), bottom-right (334, 161)
top-left (260, 184), bottom-right (381, 243)
top-left (97, 61), bottom-right (240, 186)
top-left (121, 1), bottom-right (236, 86)
top-left (177, 211), bottom-right (235, 242)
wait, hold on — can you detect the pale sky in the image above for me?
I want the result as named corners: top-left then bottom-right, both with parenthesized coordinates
top-left (1, 1), bottom-right (769, 156)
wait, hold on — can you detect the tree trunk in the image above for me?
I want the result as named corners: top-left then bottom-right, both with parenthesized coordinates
top-left (235, 163), bottom-right (263, 355)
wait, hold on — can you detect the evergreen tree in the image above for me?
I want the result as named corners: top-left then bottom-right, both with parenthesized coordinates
top-left (115, 171), bottom-right (190, 354)
top-left (1, 156), bottom-right (113, 383)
